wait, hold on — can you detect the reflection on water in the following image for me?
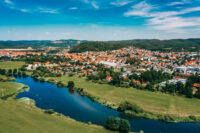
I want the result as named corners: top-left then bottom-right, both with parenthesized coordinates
top-left (15, 76), bottom-right (200, 133)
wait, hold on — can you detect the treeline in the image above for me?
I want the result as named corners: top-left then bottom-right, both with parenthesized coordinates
top-left (31, 67), bottom-right (62, 79)
top-left (131, 69), bottom-right (173, 84)
top-left (69, 41), bottom-right (125, 53)
top-left (87, 65), bottom-right (172, 88)
top-left (20, 55), bottom-right (71, 64)
top-left (0, 39), bottom-right (82, 49)
top-left (69, 38), bottom-right (200, 53)
top-left (0, 67), bottom-right (27, 80)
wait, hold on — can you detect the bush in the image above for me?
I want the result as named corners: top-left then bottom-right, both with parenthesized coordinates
top-left (189, 115), bottom-right (197, 121)
top-left (106, 116), bottom-right (131, 133)
top-left (44, 109), bottom-right (54, 114)
top-left (118, 118), bottom-right (131, 132)
top-left (67, 81), bottom-right (74, 89)
top-left (57, 81), bottom-right (64, 88)
top-left (68, 73), bottom-right (74, 77)
top-left (118, 101), bottom-right (144, 113)
top-left (106, 116), bottom-right (119, 130)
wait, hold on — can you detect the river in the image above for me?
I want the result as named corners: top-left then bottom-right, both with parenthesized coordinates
top-left (15, 76), bottom-right (200, 133)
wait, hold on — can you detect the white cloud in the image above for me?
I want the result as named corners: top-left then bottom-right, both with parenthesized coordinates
top-left (149, 17), bottom-right (200, 33)
top-left (167, 0), bottom-right (190, 6)
top-left (37, 8), bottom-right (59, 14)
top-left (69, 7), bottom-right (78, 10)
top-left (4, 0), bottom-right (13, 4)
top-left (124, 1), bottom-right (200, 33)
top-left (91, 1), bottom-right (99, 9)
top-left (111, 0), bottom-right (132, 6)
top-left (3, 0), bottom-right (59, 14)
top-left (20, 9), bottom-right (29, 13)
top-left (124, 1), bottom-right (152, 17)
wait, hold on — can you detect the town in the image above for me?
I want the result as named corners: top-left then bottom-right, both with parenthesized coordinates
top-left (1, 46), bottom-right (200, 98)
top-left (1, 0), bottom-right (200, 132)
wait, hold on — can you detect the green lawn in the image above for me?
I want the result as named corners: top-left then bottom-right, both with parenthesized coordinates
top-left (46, 75), bottom-right (200, 117)
top-left (0, 82), bottom-right (114, 133)
top-left (0, 61), bottom-right (25, 70)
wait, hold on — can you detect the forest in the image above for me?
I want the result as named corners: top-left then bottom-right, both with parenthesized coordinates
top-left (69, 38), bottom-right (200, 53)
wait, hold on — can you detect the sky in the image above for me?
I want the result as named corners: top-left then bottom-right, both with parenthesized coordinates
top-left (0, 0), bottom-right (200, 40)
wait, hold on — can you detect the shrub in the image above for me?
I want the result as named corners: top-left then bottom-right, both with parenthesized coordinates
top-left (189, 115), bottom-right (197, 121)
top-left (44, 109), bottom-right (54, 114)
top-left (68, 73), bottom-right (74, 77)
top-left (118, 101), bottom-right (144, 113)
top-left (106, 116), bottom-right (131, 133)
top-left (57, 81), bottom-right (64, 88)
top-left (67, 81), bottom-right (74, 89)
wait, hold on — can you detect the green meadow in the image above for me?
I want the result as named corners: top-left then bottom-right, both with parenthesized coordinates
top-left (47, 75), bottom-right (200, 117)
top-left (0, 61), bottom-right (25, 70)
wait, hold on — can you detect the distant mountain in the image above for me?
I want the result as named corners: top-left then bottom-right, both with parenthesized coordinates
top-left (69, 38), bottom-right (200, 53)
top-left (0, 39), bottom-right (85, 49)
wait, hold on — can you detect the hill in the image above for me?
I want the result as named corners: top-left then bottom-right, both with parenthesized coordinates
top-left (0, 39), bottom-right (84, 49)
top-left (69, 38), bottom-right (200, 53)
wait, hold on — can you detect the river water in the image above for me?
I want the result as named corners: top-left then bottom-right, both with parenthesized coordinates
top-left (15, 76), bottom-right (200, 133)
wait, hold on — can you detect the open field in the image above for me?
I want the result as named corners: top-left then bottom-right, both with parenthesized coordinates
top-left (0, 82), bottom-right (23, 99)
top-left (0, 61), bottom-right (25, 70)
top-left (0, 82), bottom-right (113, 133)
top-left (0, 100), bottom-right (113, 133)
top-left (46, 75), bottom-right (200, 117)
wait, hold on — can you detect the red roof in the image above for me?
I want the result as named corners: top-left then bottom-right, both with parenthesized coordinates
top-left (194, 83), bottom-right (200, 88)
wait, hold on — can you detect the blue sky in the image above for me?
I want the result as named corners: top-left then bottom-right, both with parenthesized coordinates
top-left (0, 0), bottom-right (200, 40)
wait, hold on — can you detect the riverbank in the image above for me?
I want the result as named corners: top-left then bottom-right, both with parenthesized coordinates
top-left (0, 80), bottom-right (116, 133)
top-left (38, 75), bottom-right (200, 122)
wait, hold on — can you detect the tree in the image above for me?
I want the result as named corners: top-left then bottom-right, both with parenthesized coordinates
top-left (118, 118), bottom-right (131, 133)
top-left (195, 89), bottom-right (200, 98)
top-left (8, 69), bottom-right (12, 74)
top-left (67, 81), bottom-right (74, 89)
top-left (175, 81), bottom-right (184, 94)
top-left (106, 116), bottom-right (131, 133)
top-left (106, 116), bottom-right (119, 131)
top-left (13, 68), bottom-right (17, 74)
top-left (145, 84), bottom-right (154, 91)
top-left (0, 69), bottom-right (6, 75)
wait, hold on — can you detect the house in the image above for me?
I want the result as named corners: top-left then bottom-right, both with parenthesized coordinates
top-left (106, 76), bottom-right (112, 81)
top-left (193, 83), bottom-right (200, 88)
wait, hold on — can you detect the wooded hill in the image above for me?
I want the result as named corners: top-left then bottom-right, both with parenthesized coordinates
top-left (69, 38), bottom-right (200, 53)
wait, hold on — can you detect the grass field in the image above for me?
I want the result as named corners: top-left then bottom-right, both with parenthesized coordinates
top-left (0, 82), bottom-right (23, 99)
top-left (46, 75), bottom-right (200, 117)
top-left (0, 61), bottom-right (25, 70)
top-left (0, 100), bottom-right (113, 133)
top-left (0, 82), bottom-right (113, 133)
